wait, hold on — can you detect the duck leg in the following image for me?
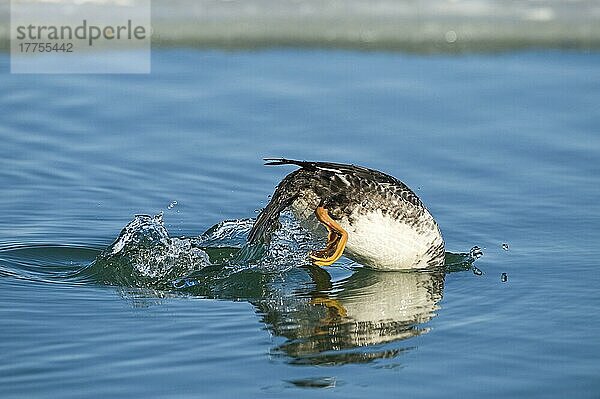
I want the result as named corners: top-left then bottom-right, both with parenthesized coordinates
top-left (310, 206), bottom-right (348, 266)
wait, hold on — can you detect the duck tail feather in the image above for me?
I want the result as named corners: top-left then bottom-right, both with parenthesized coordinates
top-left (263, 158), bottom-right (316, 170)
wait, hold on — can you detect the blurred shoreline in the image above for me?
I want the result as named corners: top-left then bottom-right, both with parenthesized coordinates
top-left (1, 0), bottom-right (600, 53)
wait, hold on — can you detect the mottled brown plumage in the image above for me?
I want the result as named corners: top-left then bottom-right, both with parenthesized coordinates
top-left (249, 159), bottom-right (445, 270)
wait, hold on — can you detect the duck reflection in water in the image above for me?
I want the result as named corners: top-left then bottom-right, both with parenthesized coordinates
top-left (251, 265), bottom-right (445, 365)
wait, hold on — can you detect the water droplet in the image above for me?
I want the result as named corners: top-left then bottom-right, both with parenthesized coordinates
top-left (473, 266), bottom-right (483, 276)
top-left (501, 272), bottom-right (508, 282)
top-left (167, 200), bottom-right (178, 210)
top-left (502, 243), bottom-right (509, 251)
top-left (445, 30), bottom-right (458, 43)
top-left (469, 246), bottom-right (483, 259)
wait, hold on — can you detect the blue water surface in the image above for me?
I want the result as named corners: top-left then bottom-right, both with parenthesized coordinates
top-left (0, 50), bottom-right (599, 398)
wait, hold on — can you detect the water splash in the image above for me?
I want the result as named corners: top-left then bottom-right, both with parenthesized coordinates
top-left (85, 211), bottom-right (324, 290)
top-left (198, 211), bottom-right (322, 272)
top-left (251, 211), bottom-right (322, 271)
top-left (469, 245), bottom-right (484, 259)
top-left (196, 218), bottom-right (255, 249)
top-left (444, 250), bottom-right (479, 273)
top-left (90, 214), bottom-right (210, 288)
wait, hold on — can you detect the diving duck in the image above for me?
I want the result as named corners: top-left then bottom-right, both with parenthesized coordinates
top-left (248, 159), bottom-right (445, 270)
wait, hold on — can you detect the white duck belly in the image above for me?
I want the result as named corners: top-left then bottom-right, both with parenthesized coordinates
top-left (339, 209), bottom-right (443, 270)
top-left (291, 197), bottom-right (444, 270)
